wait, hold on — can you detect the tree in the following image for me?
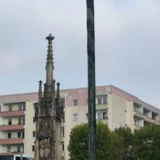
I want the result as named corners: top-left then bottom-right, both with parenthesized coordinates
top-left (134, 124), bottom-right (160, 160)
top-left (114, 126), bottom-right (134, 160)
top-left (68, 121), bottom-right (123, 160)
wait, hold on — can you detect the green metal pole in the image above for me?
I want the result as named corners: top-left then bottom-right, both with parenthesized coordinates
top-left (86, 0), bottom-right (96, 160)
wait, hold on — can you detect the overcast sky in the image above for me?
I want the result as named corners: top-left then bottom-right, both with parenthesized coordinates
top-left (0, 0), bottom-right (160, 107)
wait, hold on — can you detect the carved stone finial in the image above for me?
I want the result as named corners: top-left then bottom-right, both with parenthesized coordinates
top-left (46, 34), bottom-right (55, 41)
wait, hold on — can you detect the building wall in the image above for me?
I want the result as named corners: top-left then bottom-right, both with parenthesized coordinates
top-left (109, 93), bottom-right (128, 130)
top-left (126, 101), bottom-right (134, 131)
top-left (64, 105), bottom-right (88, 159)
top-left (24, 101), bottom-right (36, 156)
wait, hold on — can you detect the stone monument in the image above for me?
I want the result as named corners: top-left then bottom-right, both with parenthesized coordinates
top-left (34, 34), bottom-right (64, 160)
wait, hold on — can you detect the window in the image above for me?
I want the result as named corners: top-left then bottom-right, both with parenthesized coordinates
top-left (134, 119), bottom-right (140, 126)
top-left (8, 133), bottom-right (11, 138)
top-left (73, 100), bottom-right (78, 106)
top-left (18, 118), bottom-right (21, 124)
top-left (8, 119), bottom-right (12, 125)
top-left (61, 129), bottom-right (64, 137)
top-left (18, 118), bottom-right (25, 125)
top-left (17, 132), bottom-right (21, 138)
top-left (96, 95), bottom-right (108, 105)
top-left (23, 104), bottom-right (26, 111)
top-left (23, 118), bottom-right (25, 125)
top-left (86, 113), bottom-right (89, 119)
top-left (73, 114), bottom-right (78, 121)
top-left (32, 145), bottom-right (35, 152)
top-left (62, 144), bottom-right (64, 151)
top-left (8, 105), bottom-right (12, 111)
top-left (97, 112), bottom-right (103, 120)
top-left (97, 98), bottom-right (102, 105)
top-left (103, 96), bottom-right (107, 104)
top-left (103, 112), bottom-right (107, 119)
top-left (17, 146), bottom-right (21, 152)
top-left (97, 111), bottom-right (107, 120)
top-left (19, 104), bottom-right (22, 111)
top-left (63, 112), bottom-right (65, 122)
top-left (22, 132), bottom-right (25, 138)
top-left (86, 99), bottom-right (88, 104)
top-left (33, 117), bottom-right (35, 123)
top-left (7, 146), bottom-right (11, 152)
top-left (19, 104), bottom-right (25, 111)
top-left (134, 106), bottom-right (139, 112)
top-left (33, 131), bottom-right (35, 137)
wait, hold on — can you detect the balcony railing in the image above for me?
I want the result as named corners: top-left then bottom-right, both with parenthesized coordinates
top-left (61, 151), bottom-right (65, 157)
top-left (134, 111), bottom-right (144, 119)
top-left (61, 136), bottom-right (64, 142)
top-left (144, 116), bottom-right (154, 123)
top-left (0, 110), bottom-right (25, 117)
top-left (134, 125), bottom-right (142, 130)
top-left (61, 122), bottom-right (64, 127)
top-left (96, 104), bottom-right (107, 110)
top-left (0, 124), bottom-right (24, 131)
top-left (0, 138), bottom-right (23, 145)
top-left (0, 152), bottom-right (21, 156)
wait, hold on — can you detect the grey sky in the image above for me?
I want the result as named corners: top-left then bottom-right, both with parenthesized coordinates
top-left (0, 0), bottom-right (160, 108)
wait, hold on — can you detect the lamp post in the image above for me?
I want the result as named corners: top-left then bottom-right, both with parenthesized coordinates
top-left (86, 0), bottom-right (96, 160)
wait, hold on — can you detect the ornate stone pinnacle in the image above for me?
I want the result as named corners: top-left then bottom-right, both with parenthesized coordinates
top-left (38, 80), bottom-right (43, 99)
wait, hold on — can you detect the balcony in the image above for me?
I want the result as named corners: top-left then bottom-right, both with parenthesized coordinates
top-left (97, 119), bottom-right (107, 124)
top-left (134, 125), bottom-right (142, 130)
top-left (154, 120), bottom-right (160, 125)
top-left (61, 151), bottom-right (65, 157)
top-left (61, 136), bottom-right (64, 142)
top-left (0, 152), bottom-right (21, 156)
top-left (0, 110), bottom-right (25, 117)
top-left (0, 124), bottom-right (24, 131)
top-left (96, 104), bottom-right (107, 110)
top-left (134, 111), bottom-right (144, 119)
top-left (144, 116), bottom-right (154, 123)
top-left (0, 138), bottom-right (23, 145)
top-left (61, 122), bottom-right (64, 127)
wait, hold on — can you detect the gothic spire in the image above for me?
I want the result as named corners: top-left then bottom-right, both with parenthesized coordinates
top-left (46, 33), bottom-right (55, 86)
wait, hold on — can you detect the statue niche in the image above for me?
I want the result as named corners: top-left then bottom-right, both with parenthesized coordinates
top-left (36, 119), bottom-right (53, 160)
top-left (40, 98), bottom-right (53, 117)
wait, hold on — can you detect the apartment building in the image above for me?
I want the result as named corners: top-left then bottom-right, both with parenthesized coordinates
top-left (0, 85), bottom-right (160, 160)
top-left (0, 93), bottom-right (37, 157)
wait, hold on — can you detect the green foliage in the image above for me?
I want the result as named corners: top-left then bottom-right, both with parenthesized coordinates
top-left (108, 131), bottom-right (123, 160)
top-left (114, 126), bottom-right (134, 160)
top-left (68, 123), bottom-right (160, 160)
top-left (134, 124), bottom-right (160, 160)
top-left (68, 121), bottom-right (123, 160)
top-left (67, 123), bottom-right (88, 160)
